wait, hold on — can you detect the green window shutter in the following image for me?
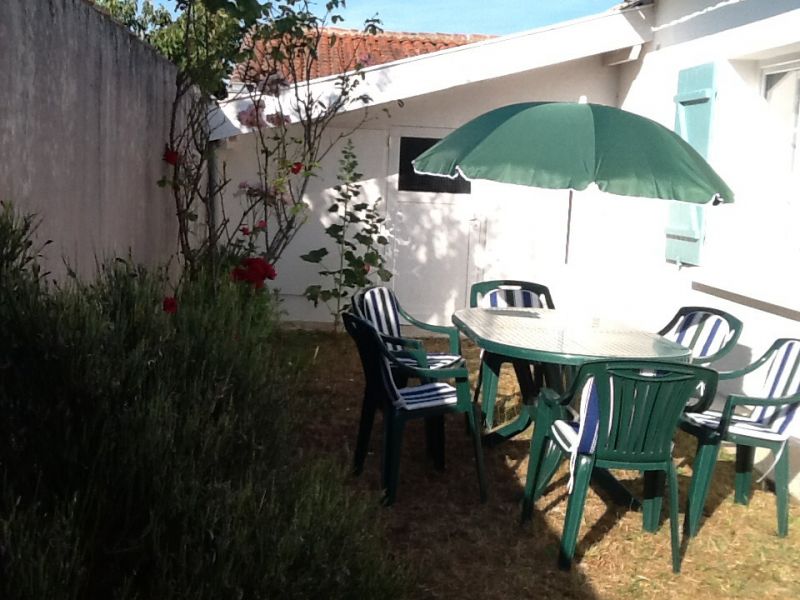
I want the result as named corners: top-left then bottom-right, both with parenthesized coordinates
top-left (667, 63), bottom-right (716, 266)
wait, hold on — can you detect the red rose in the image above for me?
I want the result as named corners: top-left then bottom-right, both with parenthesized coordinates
top-left (162, 296), bottom-right (178, 314)
top-left (255, 219), bottom-right (267, 229)
top-left (265, 262), bottom-right (277, 280)
top-left (231, 257), bottom-right (276, 289)
top-left (290, 162), bottom-right (303, 174)
top-left (240, 226), bottom-right (251, 235)
top-left (163, 146), bottom-right (180, 166)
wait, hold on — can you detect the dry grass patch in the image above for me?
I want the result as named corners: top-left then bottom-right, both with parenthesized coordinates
top-left (288, 329), bottom-right (800, 600)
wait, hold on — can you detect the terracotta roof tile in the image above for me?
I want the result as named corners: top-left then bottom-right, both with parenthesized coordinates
top-left (236, 27), bottom-right (493, 83)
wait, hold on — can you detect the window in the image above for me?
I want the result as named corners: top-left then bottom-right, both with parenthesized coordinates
top-left (398, 137), bottom-right (471, 194)
top-left (763, 60), bottom-right (800, 173)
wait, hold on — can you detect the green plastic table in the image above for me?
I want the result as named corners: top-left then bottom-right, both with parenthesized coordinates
top-left (453, 307), bottom-right (691, 438)
top-left (452, 307), bottom-right (692, 529)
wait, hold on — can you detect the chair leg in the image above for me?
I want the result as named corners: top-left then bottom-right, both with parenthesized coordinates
top-left (354, 393), bottom-right (377, 475)
top-left (642, 471), bottom-right (665, 533)
top-left (425, 415), bottom-right (446, 471)
top-left (468, 403), bottom-right (488, 503)
top-left (522, 420), bottom-right (549, 521)
top-left (559, 455), bottom-right (593, 570)
top-left (481, 355), bottom-right (502, 429)
top-left (774, 446), bottom-right (790, 537)
top-left (383, 417), bottom-right (406, 506)
top-left (685, 437), bottom-right (721, 537)
top-left (734, 444), bottom-right (754, 506)
top-left (380, 411), bottom-right (394, 491)
top-left (667, 464), bottom-right (682, 573)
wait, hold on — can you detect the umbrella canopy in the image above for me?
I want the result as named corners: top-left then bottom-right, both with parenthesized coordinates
top-left (412, 102), bottom-right (734, 204)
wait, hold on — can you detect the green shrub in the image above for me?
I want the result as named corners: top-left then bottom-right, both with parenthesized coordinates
top-left (0, 205), bottom-right (407, 599)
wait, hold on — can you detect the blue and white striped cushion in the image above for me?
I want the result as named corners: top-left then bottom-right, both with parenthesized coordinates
top-left (663, 311), bottom-right (733, 360)
top-left (550, 379), bottom-right (601, 454)
top-left (395, 354), bottom-right (462, 369)
top-left (364, 287), bottom-right (461, 370)
top-left (479, 286), bottom-right (544, 309)
top-left (397, 382), bottom-right (458, 410)
top-left (362, 287), bottom-right (402, 347)
top-left (686, 340), bottom-right (800, 441)
top-left (549, 380), bottom-right (601, 491)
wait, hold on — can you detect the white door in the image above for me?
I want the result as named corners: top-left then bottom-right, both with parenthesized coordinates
top-left (386, 127), bottom-right (485, 325)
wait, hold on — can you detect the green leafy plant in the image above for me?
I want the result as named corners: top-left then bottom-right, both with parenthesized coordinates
top-left (0, 205), bottom-right (408, 598)
top-left (301, 139), bottom-right (391, 329)
top-left (99, 1), bottom-right (382, 278)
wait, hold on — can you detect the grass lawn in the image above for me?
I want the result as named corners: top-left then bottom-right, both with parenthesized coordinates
top-left (289, 328), bottom-right (800, 600)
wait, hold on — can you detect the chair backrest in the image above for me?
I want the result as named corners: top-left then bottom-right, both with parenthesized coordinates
top-left (746, 338), bottom-right (800, 435)
top-left (342, 313), bottom-right (401, 408)
top-left (469, 280), bottom-right (555, 309)
top-left (658, 306), bottom-right (742, 364)
top-left (572, 360), bottom-right (718, 464)
top-left (359, 286), bottom-right (403, 350)
top-left (350, 288), bottom-right (367, 318)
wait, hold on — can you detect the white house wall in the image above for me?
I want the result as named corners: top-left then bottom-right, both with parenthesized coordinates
top-left (217, 54), bottom-right (622, 324)
top-left (618, 0), bottom-right (800, 355)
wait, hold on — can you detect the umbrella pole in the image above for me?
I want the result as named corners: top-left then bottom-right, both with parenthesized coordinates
top-left (564, 189), bottom-right (573, 264)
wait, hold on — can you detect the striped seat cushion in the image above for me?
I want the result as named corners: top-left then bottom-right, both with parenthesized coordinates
top-left (397, 382), bottom-right (458, 410)
top-left (362, 287), bottom-right (402, 345)
top-left (395, 353), bottom-right (462, 369)
top-left (662, 310), bottom-right (734, 360)
top-left (479, 286), bottom-right (544, 309)
top-left (550, 380), bottom-right (600, 455)
top-left (687, 340), bottom-right (800, 442)
top-left (551, 419), bottom-right (580, 452)
top-left (684, 410), bottom-right (794, 442)
top-left (363, 287), bottom-right (461, 370)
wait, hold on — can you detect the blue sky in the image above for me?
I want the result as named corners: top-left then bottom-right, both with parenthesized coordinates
top-left (158, 1), bottom-right (621, 35)
top-left (337, 1), bottom-right (621, 35)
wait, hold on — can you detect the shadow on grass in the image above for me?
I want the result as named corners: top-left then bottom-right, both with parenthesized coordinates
top-left (295, 330), bottom-right (602, 600)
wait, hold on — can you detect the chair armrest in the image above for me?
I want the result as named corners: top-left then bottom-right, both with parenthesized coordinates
top-left (396, 364), bottom-right (468, 381)
top-left (716, 392), bottom-right (800, 435)
top-left (380, 333), bottom-right (422, 349)
top-left (396, 304), bottom-right (462, 355)
top-left (725, 393), bottom-right (800, 408)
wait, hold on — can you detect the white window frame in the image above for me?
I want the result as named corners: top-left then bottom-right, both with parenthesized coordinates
top-left (760, 57), bottom-right (800, 174)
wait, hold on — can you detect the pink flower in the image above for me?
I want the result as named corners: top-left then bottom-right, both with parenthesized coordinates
top-left (256, 219), bottom-right (267, 229)
top-left (240, 226), bottom-right (251, 236)
top-left (237, 100), bottom-right (266, 128)
top-left (265, 112), bottom-right (291, 127)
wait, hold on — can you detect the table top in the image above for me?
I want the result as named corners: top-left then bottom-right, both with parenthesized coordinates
top-left (452, 308), bottom-right (691, 365)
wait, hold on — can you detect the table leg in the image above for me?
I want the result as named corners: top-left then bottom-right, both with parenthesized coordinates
top-left (482, 359), bottom-right (539, 446)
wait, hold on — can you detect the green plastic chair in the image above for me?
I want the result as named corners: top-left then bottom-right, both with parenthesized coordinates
top-left (659, 306), bottom-right (743, 365)
top-left (468, 280), bottom-right (555, 429)
top-left (681, 338), bottom-right (800, 538)
top-left (521, 360), bottom-right (718, 573)
top-left (342, 313), bottom-right (487, 506)
top-left (353, 286), bottom-right (462, 368)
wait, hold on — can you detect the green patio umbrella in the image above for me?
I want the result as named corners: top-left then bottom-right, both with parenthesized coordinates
top-left (412, 102), bottom-right (734, 263)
